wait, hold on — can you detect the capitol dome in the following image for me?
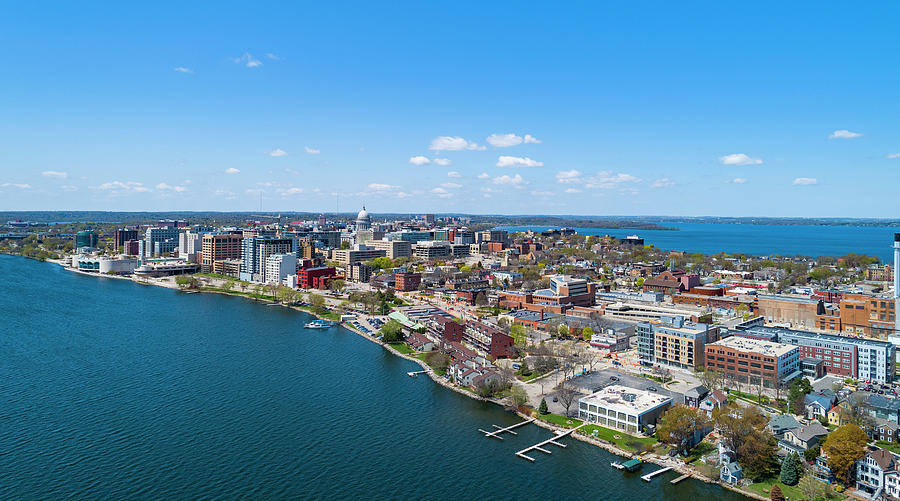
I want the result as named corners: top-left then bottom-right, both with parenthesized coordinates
top-left (355, 205), bottom-right (371, 231)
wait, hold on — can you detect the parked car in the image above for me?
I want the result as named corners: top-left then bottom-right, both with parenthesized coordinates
top-left (648, 386), bottom-right (658, 392)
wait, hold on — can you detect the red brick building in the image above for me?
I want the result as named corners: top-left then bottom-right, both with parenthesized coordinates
top-left (299, 266), bottom-right (337, 289)
top-left (394, 273), bottom-right (421, 292)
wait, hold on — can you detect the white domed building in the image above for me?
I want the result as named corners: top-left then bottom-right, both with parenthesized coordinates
top-left (355, 206), bottom-right (372, 231)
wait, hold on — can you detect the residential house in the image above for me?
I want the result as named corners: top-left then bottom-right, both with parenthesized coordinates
top-left (698, 390), bottom-right (728, 417)
top-left (804, 391), bottom-right (836, 421)
top-left (768, 414), bottom-right (801, 440)
top-left (856, 446), bottom-right (900, 500)
top-left (718, 443), bottom-right (743, 484)
top-left (683, 385), bottom-right (710, 408)
top-left (875, 421), bottom-right (900, 444)
top-left (780, 421), bottom-right (828, 454)
top-left (827, 405), bottom-right (850, 427)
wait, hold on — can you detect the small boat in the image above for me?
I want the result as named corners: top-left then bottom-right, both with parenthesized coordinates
top-left (305, 319), bottom-right (335, 329)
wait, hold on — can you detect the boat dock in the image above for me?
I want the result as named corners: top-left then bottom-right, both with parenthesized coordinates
top-left (478, 418), bottom-right (535, 440)
top-left (515, 424), bottom-right (582, 462)
top-left (407, 370), bottom-right (427, 377)
top-left (641, 466), bottom-right (673, 482)
top-left (670, 473), bottom-right (691, 484)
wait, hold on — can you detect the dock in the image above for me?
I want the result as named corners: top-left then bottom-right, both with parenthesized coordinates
top-left (407, 370), bottom-right (427, 377)
top-left (478, 418), bottom-right (535, 440)
top-left (515, 424), bottom-right (582, 461)
top-left (641, 466), bottom-right (673, 482)
top-left (670, 473), bottom-right (691, 484)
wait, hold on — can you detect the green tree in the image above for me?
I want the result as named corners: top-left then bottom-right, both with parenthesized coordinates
top-left (370, 256), bottom-right (393, 270)
top-left (538, 398), bottom-right (549, 415)
top-left (822, 423), bottom-right (869, 485)
top-left (380, 319), bottom-right (404, 343)
top-left (509, 385), bottom-right (528, 407)
top-left (557, 324), bottom-right (569, 338)
top-left (769, 484), bottom-right (785, 501)
top-left (657, 405), bottom-right (709, 456)
top-left (340, 240), bottom-right (350, 249)
top-left (309, 293), bottom-right (326, 313)
top-left (788, 377), bottom-right (812, 415)
top-left (329, 279), bottom-right (346, 294)
top-left (221, 279), bottom-right (235, 292)
top-left (803, 445), bottom-right (820, 463)
top-left (779, 452), bottom-right (801, 486)
top-left (580, 326), bottom-right (594, 340)
top-left (509, 324), bottom-right (527, 346)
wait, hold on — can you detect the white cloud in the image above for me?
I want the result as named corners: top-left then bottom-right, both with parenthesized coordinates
top-left (431, 187), bottom-right (453, 198)
top-left (496, 156), bottom-right (543, 168)
top-left (486, 133), bottom-right (523, 147)
top-left (225, 167), bottom-right (241, 174)
top-left (477, 172), bottom-right (490, 179)
top-left (93, 181), bottom-right (149, 193)
top-left (731, 177), bottom-right (748, 184)
top-left (433, 158), bottom-right (451, 166)
top-left (584, 171), bottom-right (641, 189)
top-left (441, 182), bottom-right (462, 189)
top-left (719, 153), bottom-right (762, 166)
top-left (565, 188), bottom-right (581, 193)
top-left (651, 177), bottom-right (675, 188)
top-left (793, 177), bottom-right (818, 186)
top-left (409, 155), bottom-right (431, 166)
top-left (555, 170), bottom-right (582, 183)
top-left (156, 183), bottom-right (188, 193)
top-left (829, 129), bottom-right (862, 139)
top-left (396, 191), bottom-right (412, 198)
top-left (234, 53), bottom-right (262, 68)
top-left (1, 183), bottom-right (31, 189)
top-left (428, 136), bottom-right (486, 151)
top-left (492, 174), bottom-right (527, 187)
top-left (368, 183), bottom-right (401, 193)
top-left (41, 171), bottom-right (68, 179)
top-left (265, 53), bottom-right (280, 60)
top-left (447, 171), bottom-right (462, 178)
top-left (174, 67), bottom-right (193, 74)
top-left (887, 153), bottom-right (900, 159)
top-left (304, 146), bottom-right (320, 154)
top-left (267, 148), bottom-right (287, 157)
top-left (486, 133), bottom-right (542, 147)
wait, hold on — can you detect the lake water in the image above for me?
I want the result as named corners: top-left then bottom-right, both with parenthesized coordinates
top-left (499, 222), bottom-right (899, 262)
top-left (0, 255), bottom-right (746, 500)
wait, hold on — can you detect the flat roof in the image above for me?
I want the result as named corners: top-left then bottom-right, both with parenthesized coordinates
top-left (579, 385), bottom-right (672, 415)
top-left (709, 336), bottom-right (797, 357)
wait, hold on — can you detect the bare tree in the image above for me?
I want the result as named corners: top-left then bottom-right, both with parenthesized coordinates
top-left (556, 383), bottom-right (579, 417)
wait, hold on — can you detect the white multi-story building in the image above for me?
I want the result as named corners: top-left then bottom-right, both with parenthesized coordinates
top-left (577, 385), bottom-right (672, 434)
top-left (414, 240), bottom-right (451, 260)
top-left (856, 447), bottom-right (900, 499)
top-left (265, 253), bottom-right (297, 285)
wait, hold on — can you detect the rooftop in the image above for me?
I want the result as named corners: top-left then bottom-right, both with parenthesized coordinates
top-left (579, 384), bottom-right (672, 415)
top-left (709, 336), bottom-right (797, 357)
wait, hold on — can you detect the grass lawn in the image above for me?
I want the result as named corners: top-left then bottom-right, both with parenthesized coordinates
top-left (877, 440), bottom-right (900, 455)
top-left (744, 479), bottom-right (806, 500)
top-left (538, 412), bottom-right (583, 428)
top-left (683, 441), bottom-right (715, 463)
top-left (578, 423), bottom-right (659, 453)
top-left (389, 342), bottom-right (413, 355)
top-left (518, 370), bottom-right (548, 383)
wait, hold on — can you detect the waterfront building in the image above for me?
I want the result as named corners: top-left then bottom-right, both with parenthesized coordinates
top-left (178, 230), bottom-right (205, 263)
top-left (122, 240), bottom-right (140, 256)
top-left (298, 266), bottom-right (337, 289)
top-left (241, 237), bottom-right (294, 282)
top-left (577, 385), bottom-right (672, 434)
top-left (133, 261), bottom-right (201, 277)
top-left (462, 320), bottom-right (515, 359)
top-left (856, 447), bottom-right (900, 499)
top-left (705, 336), bottom-right (801, 388)
top-left (113, 229), bottom-right (138, 249)
top-left (636, 315), bottom-right (719, 369)
top-left (144, 226), bottom-right (180, 257)
top-left (211, 259), bottom-right (242, 278)
top-left (75, 256), bottom-right (139, 274)
top-left (370, 239), bottom-right (411, 259)
top-left (265, 253), bottom-right (297, 284)
top-left (74, 230), bottom-right (98, 251)
top-left (201, 234), bottom-right (243, 273)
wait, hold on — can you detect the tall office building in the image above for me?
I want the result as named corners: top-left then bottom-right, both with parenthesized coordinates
top-left (241, 237), bottom-right (294, 282)
top-left (201, 234), bottom-right (243, 273)
top-left (145, 226), bottom-right (180, 257)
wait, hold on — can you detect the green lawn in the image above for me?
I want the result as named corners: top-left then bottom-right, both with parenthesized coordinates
top-left (578, 423), bottom-right (659, 452)
top-left (744, 477), bottom-right (845, 501)
top-left (538, 412), bottom-right (582, 428)
top-left (388, 342), bottom-right (413, 355)
top-left (876, 440), bottom-right (900, 455)
top-left (683, 441), bottom-right (715, 463)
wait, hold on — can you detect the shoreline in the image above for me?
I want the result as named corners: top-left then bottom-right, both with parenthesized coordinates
top-left (50, 259), bottom-right (758, 500)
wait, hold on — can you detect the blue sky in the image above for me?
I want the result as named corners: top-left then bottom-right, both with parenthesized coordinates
top-left (2, 2), bottom-right (899, 217)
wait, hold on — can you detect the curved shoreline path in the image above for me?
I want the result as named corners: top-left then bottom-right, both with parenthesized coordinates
top-left (0, 255), bottom-right (748, 500)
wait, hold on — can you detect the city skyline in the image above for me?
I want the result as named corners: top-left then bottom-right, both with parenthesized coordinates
top-left (3, 3), bottom-right (900, 216)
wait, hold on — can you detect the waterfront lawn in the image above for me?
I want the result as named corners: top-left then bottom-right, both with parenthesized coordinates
top-left (683, 441), bottom-right (715, 464)
top-left (578, 424), bottom-right (659, 453)
top-left (389, 343), bottom-right (413, 355)
top-left (539, 413), bottom-right (583, 428)
top-left (744, 479), bottom-right (807, 501)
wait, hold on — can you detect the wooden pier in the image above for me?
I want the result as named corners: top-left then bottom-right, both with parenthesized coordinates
top-left (641, 466), bottom-right (673, 482)
top-left (478, 418), bottom-right (535, 440)
top-left (407, 370), bottom-right (427, 377)
top-left (670, 473), bottom-right (691, 484)
top-left (515, 424), bottom-right (583, 462)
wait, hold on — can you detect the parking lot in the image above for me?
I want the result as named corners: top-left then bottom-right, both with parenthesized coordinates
top-left (565, 367), bottom-right (684, 404)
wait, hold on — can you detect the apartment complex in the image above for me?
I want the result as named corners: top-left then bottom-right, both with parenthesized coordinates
top-left (241, 237), bottom-right (294, 281)
top-left (370, 240), bottom-right (412, 259)
top-left (705, 336), bottom-right (801, 388)
top-left (331, 244), bottom-right (387, 265)
top-left (201, 234), bottom-right (243, 273)
top-left (636, 316), bottom-right (719, 369)
top-left (264, 253), bottom-right (296, 284)
top-left (413, 240), bottom-right (451, 260)
top-left (840, 293), bottom-right (896, 339)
